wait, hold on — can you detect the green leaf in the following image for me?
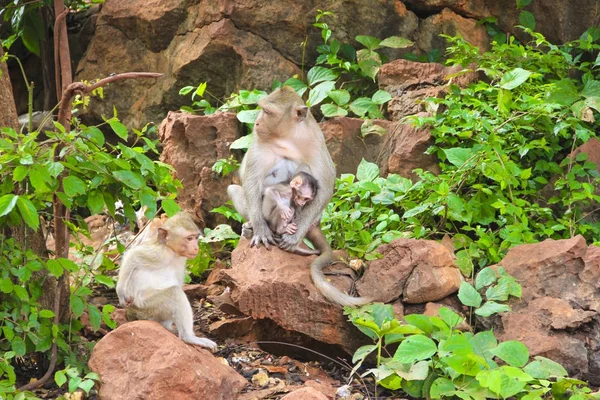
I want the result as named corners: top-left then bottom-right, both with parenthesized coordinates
top-left (327, 89), bottom-right (350, 106)
top-left (356, 35), bottom-right (381, 50)
top-left (79, 379), bottom-right (95, 394)
top-left (55, 370), bottom-right (67, 387)
top-left (102, 304), bottom-right (117, 329)
top-left (307, 80), bottom-right (335, 107)
top-left (0, 278), bottom-right (14, 293)
top-left (88, 304), bottom-right (102, 331)
top-left (379, 36), bottom-right (413, 49)
top-left (13, 285), bottom-right (28, 301)
top-left (490, 340), bottom-right (529, 367)
top-left (13, 166), bottom-right (28, 182)
top-left (108, 119), bottom-right (128, 140)
top-left (430, 377), bottom-right (455, 399)
top-left (403, 204), bottom-right (428, 219)
top-left (475, 301), bottom-right (510, 317)
top-left (179, 86), bottom-right (194, 96)
top-left (194, 82), bottom-right (207, 98)
top-left (475, 267), bottom-right (497, 290)
top-left (523, 356), bottom-right (568, 379)
top-left (485, 282), bottom-right (510, 301)
top-left (230, 134), bottom-right (254, 150)
top-left (499, 68), bottom-right (532, 90)
top-left (349, 97), bottom-right (377, 117)
top-left (438, 307), bottom-right (463, 328)
top-left (307, 66), bottom-right (339, 86)
top-left (321, 103), bottom-right (348, 118)
top-left (519, 10), bottom-right (536, 30)
top-left (393, 335), bottom-right (437, 363)
top-left (95, 274), bottom-right (115, 288)
top-left (546, 79), bottom-right (580, 106)
top-left (21, 11), bottom-right (44, 56)
top-left (39, 309), bottom-right (55, 319)
top-left (47, 162), bottom-right (64, 178)
top-left (458, 282), bottom-right (482, 308)
top-left (46, 260), bottom-right (65, 278)
top-left (82, 126), bottom-right (105, 147)
top-left (443, 147), bottom-right (473, 167)
top-left (283, 78), bottom-right (309, 97)
top-left (63, 175), bottom-right (87, 197)
top-left (356, 159), bottom-right (380, 182)
top-left (237, 109), bottom-right (260, 124)
top-left (0, 194), bottom-right (18, 217)
top-left (372, 90), bottom-right (392, 105)
top-left (16, 197), bottom-right (39, 230)
top-left (3, 326), bottom-right (15, 341)
top-left (70, 295), bottom-right (85, 318)
top-left (516, 0), bottom-right (532, 8)
top-left (87, 191), bottom-right (105, 215)
top-left (352, 344), bottom-right (377, 363)
top-left (11, 337), bottom-right (26, 356)
top-left (112, 170), bottom-right (144, 190)
top-left (161, 198), bottom-right (181, 216)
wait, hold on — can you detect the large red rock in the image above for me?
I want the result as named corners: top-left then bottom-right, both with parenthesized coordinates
top-left (281, 387), bottom-right (329, 400)
top-left (158, 111), bottom-right (241, 226)
top-left (219, 239), bottom-right (368, 354)
top-left (89, 321), bottom-right (246, 400)
top-left (357, 239), bottom-right (462, 304)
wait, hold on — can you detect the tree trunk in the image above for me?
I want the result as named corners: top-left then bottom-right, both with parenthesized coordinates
top-left (0, 47), bottom-right (19, 130)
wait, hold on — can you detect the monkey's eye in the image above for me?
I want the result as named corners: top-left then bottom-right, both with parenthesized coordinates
top-left (263, 109), bottom-right (272, 116)
top-left (186, 235), bottom-right (197, 242)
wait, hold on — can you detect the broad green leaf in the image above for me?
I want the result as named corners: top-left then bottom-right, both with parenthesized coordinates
top-left (393, 335), bottom-right (437, 363)
top-left (103, 304), bottom-right (117, 329)
top-left (87, 191), bottom-right (105, 215)
top-left (95, 274), bottom-right (115, 288)
top-left (327, 89), bottom-right (350, 106)
top-left (430, 377), bottom-right (455, 399)
top-left (475, 301), bottom-right (510, 317)
top-left (46, 259), bottom-right (64, 278)
top-left (321, 103), bottom-right (348, 118)
top-left (475, 267), bottom-right (497, 290)
top-left (11, 337), bottom-right (26, 356)
top-left (438, 307), bottom-right (463, 328)
top-left (179, 86), bottom-right (194, 95)
top-left (519, 10), bottom-right (536, 30)
top-left (349, 97), bottom-right (377, 117)
top-left (372, 90), bottom-right (392, 105)
top-left (516, 0), bottom-right (532, 8)
top-left (360, 120), bottom-right (388, 137)
top-left (88, 304), bottom-right (102, 331)
top-left (21, 11), bottom-right (44, 56)
top-left (63, 175), bottom-right (87, 197)
top-left (112, 170), bottom-right (144, 190)
top-left (393, 360), bottom-right (429, 381)
top-left (306, 66), bottom-right (338, 86)
top-left (403, 204), bottom-right (428, 219)
top-left (16, 196), bottom-right (39, 230)
top-left (13, 166), bottom-right (28, 182)
top-left (108, 119), bottom-right (128, 140)
top-left (47, 162), bottom-right (64, 178)
top-left (546, 79), bottom-right (580, 106)
top-left (485, 281), bottom-right (510, 301)
top-left (284, 78), bottom-right (309, 97)
top-left (70, 294), bottom-right (85, 318)
top-left (490, 340), bottom-right (529, 367)
top-left (403, 314), bottom-right (433, 334)
top-left (352, 344), bottom-right (377, 363)
top-left (582, 79), bottom-right (600, 98)
top-left (379, 36), bottom-right (413, 49)
top-left (13, 285), bottom-right (28, 301)
top-left (523, 356), bottom-right (568, 379)
top-left (55, 370), bottom-right (67, 387)
top-left (39, 309), bottom-right (55, 319)
top-left (3, 326), bottom-right (15, 341)
top-left (358, 56), bottom-right (381, 80)
top-left (356, 159), bottom-right (380, 182)
top-left (193, 82), bottom-right (207, 98)
top-left (237, 109), bottom-right (260, 124)
top-left (230, 134), bottom-right (254, 150)
top-left (443, 147), bottom-right (473, 167)
top-left (161, 198), bottom-right (181, 217)
top-left (355, 35), bottom-right (381, 50)
top-left (79, 379), bottom-right (95, 394)
top-left (499, 68), bottom-right (532, 90)
top-left (458, 281), bottom-right (482, 307)
top-left (443, 352), bottom-right (488, 376)
top-left (0, 278), bottom-right (14, 293)
top-left (0, 194), bottom-right (18, 217)
top-left (82, 126), bottom-right (105, 147)
top-left (378, 372), bottom-right (402, 390)
top-left (307, 80), bottom-right (335, 107)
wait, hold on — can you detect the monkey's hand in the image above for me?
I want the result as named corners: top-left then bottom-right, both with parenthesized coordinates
top-left (250, 225), bottom-right (277, 250)
top-left (281, 206), bottom-right (293, 221)
top-left (278, 232), bottom-right (301, 251)
top-left (286, 223), bottom-right (297, 235)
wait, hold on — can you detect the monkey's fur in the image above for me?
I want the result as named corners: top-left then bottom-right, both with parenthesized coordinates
top-left (116, 212), bottom-right (217, 350)
top-left (228, 87), bottom-right (370, 306)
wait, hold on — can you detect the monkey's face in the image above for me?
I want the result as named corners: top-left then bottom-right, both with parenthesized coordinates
top-left (293, 191), bottom-right (314, 207)
top-left (167, 229), bottom-right (200, 259)
top-left (254, 106), bottom-right (285, 137)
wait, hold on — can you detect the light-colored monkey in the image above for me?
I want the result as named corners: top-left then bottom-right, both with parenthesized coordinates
top-left (227, 86), bottom-right (370, 306)
top-left (261, 171), bottom-right (320, 256)
top-left (116, 212), bottom-right (217, 351)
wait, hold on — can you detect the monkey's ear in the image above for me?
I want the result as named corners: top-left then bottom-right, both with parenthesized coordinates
top-left (295, 106), bottom-right (308, 122)
top-left (157, 227), bottom-right (168, 243)
top-left (290, 176), bottom-right (303, 189)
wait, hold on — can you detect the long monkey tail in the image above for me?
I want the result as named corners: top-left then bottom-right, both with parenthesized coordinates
top-left (310, 250), bottom-right (372, 307)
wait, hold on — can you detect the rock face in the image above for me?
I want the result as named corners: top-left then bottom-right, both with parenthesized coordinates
top-left (494, 236), bottom-right (600, 385)
top-left (89, 321), bottom-right (247, 400)
top-left (357, 239), bottom-right (462, 304)
top-left (281, 387), bottom-right (329, 400)
top-left (158, 111), bottom-right (241, 226)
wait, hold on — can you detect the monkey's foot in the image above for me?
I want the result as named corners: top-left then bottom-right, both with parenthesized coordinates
top-left (183, 336), bottom-right (218, 352)
top-left (241, 222), bottom-right (253, 239)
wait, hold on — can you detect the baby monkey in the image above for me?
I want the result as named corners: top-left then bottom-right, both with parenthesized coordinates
top-left (244, 171), bottom-right (320, 256)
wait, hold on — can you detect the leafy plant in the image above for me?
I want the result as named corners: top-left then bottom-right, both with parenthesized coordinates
top-left (346, 303), bottom-right (598, 399)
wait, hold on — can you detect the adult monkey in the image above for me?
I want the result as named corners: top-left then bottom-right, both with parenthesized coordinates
top-left (228, 86), bottom-right (370, 306)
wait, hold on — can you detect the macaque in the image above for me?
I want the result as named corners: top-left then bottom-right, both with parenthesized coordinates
top-left (227, 86), bottom-right (370, 306)
top-left (262, 171), bottom-right (320, 256)
top-left (116, 212), bottom-right (217, 351)
top-left (18, 111), bottom-right (54, 134)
